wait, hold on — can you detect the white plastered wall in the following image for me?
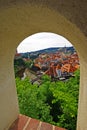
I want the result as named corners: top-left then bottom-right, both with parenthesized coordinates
top-left (0, 3), bottom-right (87, 130)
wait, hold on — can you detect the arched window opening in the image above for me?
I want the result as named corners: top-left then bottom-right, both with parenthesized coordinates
top-left (14, 32), bottom-right (80, 130)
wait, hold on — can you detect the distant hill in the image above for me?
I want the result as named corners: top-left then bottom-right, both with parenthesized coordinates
top-left (31, 47), bottom-right (60, 54)
top-left (20, 46), bottom-right (75, 59)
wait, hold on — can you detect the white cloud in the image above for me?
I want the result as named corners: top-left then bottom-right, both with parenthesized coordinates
top-left (17, 32), bottom-right (72, 53)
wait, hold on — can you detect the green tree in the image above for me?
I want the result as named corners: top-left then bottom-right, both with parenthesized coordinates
top-left (25, 60), bottom-right (34, 69)
top-left (16, 77), bottom-right (52, 123)
top-left (14, 58), bottom-right (25, 76)
top-left (49, 70), bottom-right (80, 130)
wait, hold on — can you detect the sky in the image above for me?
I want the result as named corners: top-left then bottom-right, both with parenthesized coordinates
top-left (17, 32), bottom-right (73, 53)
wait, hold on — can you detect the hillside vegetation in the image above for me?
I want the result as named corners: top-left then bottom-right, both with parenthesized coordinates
top-left (16, 69), bottom-right (80, 130)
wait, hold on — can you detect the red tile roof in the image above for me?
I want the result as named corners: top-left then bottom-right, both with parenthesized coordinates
top-left (9, 114), bottom-right (66, 130)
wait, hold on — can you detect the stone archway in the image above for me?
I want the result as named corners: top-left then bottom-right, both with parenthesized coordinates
top-left (0, 1), bottom-right (87, 130)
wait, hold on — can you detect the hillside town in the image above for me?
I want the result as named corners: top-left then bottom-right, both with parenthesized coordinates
top-left (14, 47), bottom-right (80, 84)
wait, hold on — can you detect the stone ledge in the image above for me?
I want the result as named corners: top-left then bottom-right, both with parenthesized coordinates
top-left (9, 114), bottom-right (66, 130)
